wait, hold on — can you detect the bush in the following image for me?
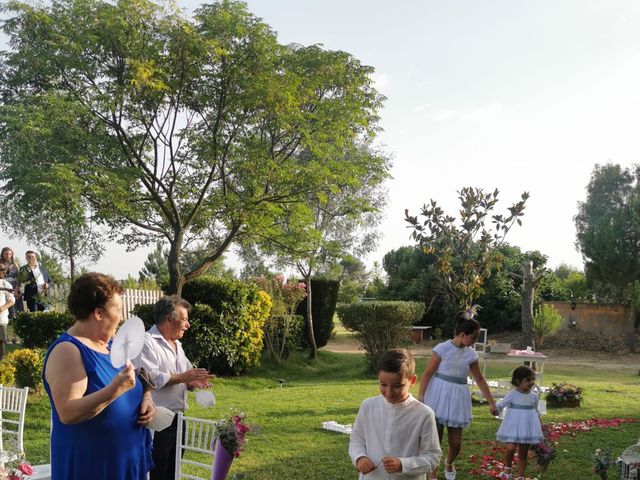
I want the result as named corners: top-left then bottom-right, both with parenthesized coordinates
top-left (533, 304), bottom-right (563, 348)
top-left (134, 277), bottom-right (270, 375)
top-left (263, 314), bottom-right (305, 362)
top-left (185, 277), bottom-right (269, 375)
top-left (132, 304), bottom-right (155, 330)
top-left (15, 311), bottom-right (74, 349)
top-left (6, 348), bottom-right (44, 391)
top-left (297, 278), bottom-right (340, 350)
top-left (0, 359), bottom-right (16, 386)
top-left (338, 301), bottom-right (425, 372)
top-left (254, 275), bottom-right (306, 362)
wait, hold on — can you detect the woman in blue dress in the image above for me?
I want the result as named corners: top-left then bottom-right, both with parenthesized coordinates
top-left (43, 272), bottom-right (155, 480)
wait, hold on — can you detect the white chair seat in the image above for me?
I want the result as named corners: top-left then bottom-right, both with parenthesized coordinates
top-left (30, 463), bottom-right (51, 480)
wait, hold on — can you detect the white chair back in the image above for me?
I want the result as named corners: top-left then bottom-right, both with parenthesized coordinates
top-left (0, 385), bottom-right (29, 465)
top-left (175, 413), bottom-right (219, 480)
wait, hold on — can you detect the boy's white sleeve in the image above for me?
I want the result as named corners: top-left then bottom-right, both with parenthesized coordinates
top-left (348, 401), bottom-right (368, 466)
top-left (399, 407), bottom-right (442, 474)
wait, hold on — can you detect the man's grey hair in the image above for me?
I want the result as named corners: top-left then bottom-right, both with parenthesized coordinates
top-left (153, 295), bottom-right (192, 325)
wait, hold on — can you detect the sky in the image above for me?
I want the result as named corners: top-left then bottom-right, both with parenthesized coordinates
top-left (3, 0), bottom-right (640, 279)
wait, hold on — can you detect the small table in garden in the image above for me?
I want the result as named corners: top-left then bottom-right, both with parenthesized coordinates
top-left (478, 350), bottom-right (547, 387)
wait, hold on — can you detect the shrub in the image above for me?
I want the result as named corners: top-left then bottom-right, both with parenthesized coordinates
top-left (533, 304), bottom-right (563, 348)
top-left (132, 304), bottom-right (155, 330)
top-left (338, 301), bottom-right (425, 372)
top-left (6, 348), bottom-right (44, 391)
top-left (254, 275), bottom-right (306, 362)
top-left (15, 311), bottom-right (74, 349)
top-left (297, 278), bottom-right (340, 350)
top-left (135, 277), bottom-right (270, 375)
top-left (0, 359), bottom-right (16, 386)
top-left (184, 277), bottom-right (269, 375)
top-left (263, 314), bottom-right (305, 362)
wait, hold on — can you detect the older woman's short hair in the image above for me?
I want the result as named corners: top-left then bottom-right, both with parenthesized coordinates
top-left (67, 273), bottom-right (124, 320)
top-left (153, 295), bottom-right (192, 325)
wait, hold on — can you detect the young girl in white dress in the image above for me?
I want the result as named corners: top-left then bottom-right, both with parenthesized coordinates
top-left (495, 366), bottom-right (544, 480)
top-left (418, 319), bottom-right (498, 480)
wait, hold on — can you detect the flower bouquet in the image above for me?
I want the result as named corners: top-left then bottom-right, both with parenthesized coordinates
top-left (0, 460), bottom-right (33, 479)
top-left (211, 413), bottom-right (251, 480)
top-left (530, 440), bottom-right (556, 472)
top-left (592, 447), bottom-right (613, 479)
top-left (545, 382), bottom-right (582, 408)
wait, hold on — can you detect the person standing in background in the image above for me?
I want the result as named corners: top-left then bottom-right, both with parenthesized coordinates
top-left (20, 250), bottom-right (52, 312)
top-left (1, 247), bottom-right (21, 318)
top-left (0, 265), bottom-right (16, 359)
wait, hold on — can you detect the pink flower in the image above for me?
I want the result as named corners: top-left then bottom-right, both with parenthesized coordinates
top-left (18, 462), bottom-right (33, 475)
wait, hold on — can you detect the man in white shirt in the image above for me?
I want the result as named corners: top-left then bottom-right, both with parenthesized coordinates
top-left (135, 295), bottom-right (214, 480)
top-left (20, 250), bottom-right (52, 312)
top-left (0, 265), bottom-right (16, 359)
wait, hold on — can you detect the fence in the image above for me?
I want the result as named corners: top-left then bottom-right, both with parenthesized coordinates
top-left (41, 285), bottom-right (163, 318)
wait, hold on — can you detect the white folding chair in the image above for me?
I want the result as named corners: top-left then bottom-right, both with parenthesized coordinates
top-left (0, 385), bottom-right (29, 465)
top-left (175, 413), bottom-right (219, 480)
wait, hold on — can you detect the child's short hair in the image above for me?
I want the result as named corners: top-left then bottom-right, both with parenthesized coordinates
top-left (377, 349), bottom-right (415, 378)
top-left (511, 365), bottom-right (535, 386)
top-left (455, 318), bottom-right (480, 336)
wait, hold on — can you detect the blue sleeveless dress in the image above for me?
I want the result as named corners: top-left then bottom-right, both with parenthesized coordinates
top-left (43, 333), bottom-right (154, 480)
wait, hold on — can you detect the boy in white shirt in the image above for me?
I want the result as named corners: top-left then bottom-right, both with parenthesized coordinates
top-left (349, 349), bottom-right (442, 479)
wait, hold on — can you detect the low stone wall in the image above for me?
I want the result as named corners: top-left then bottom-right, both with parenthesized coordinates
top-left (543, 301), bottom-right (634, 337)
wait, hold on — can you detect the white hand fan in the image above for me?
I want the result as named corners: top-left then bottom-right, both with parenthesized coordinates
top-left (147, 406), bottom-right (176, 432)
top-left (111, 316), bottom-right (146, 368)
top-left (195, 390), bottom-right (216, 407)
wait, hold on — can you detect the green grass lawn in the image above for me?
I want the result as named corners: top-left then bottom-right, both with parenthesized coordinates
top-left (24, 351), bottom-right (640, 479)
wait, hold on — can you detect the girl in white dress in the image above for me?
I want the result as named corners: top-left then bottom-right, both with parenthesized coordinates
top-left (418, 319), bottom-right (497, 480)
top-left (495, 366), bottom-right (544, 479)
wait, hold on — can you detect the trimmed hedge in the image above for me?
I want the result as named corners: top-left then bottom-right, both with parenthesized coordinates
top-left (338, 301), bottom-right (425, 372)
top-left (134, 276), bottom-right (269, 376)
top-left (15, 311), bottom-right (74, 349)
top-left (296, 278), bottom-right (340, 349)
top-left (6, 348), bottom-right (45, 391)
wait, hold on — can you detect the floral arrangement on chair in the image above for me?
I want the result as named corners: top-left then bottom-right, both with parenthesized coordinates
top-left (545, 382), bottom-right (582, 403)
top-left (211, 413), bottom-right (253, 480)
top-left (214, 413), bottom-right (252, 458)
top-left (0, 460), bottom-right (33, 479)
top-left (592, 447), bottom-right (613, 479)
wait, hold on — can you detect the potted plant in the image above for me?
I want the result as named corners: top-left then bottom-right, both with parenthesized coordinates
top-left (545, 382), bottom-right (582, 408)
top-left (592, 447), bottom-right (613, 479)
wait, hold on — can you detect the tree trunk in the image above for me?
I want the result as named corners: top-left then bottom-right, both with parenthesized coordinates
top-left (167, 239), bottom-right (185, 295)
top-left (305, 275), bottom-right (318, 359)
top-left (521, 260), bottom-right (536, 349)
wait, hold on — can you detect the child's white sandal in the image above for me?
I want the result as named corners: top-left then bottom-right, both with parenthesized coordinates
top-left (444, 463), bottom-right (456, 480)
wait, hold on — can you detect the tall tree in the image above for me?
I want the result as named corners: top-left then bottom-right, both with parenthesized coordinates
top-left (405, 187), bottom-right (528, 318)
top-left (0, 95), bottom-right (104, 280)
top-left (1, 0), bottom-right (383, 295)
top-left (575, 163), bottom-right (640, 301)
top-left (249, 140), bottom-right (390, 358)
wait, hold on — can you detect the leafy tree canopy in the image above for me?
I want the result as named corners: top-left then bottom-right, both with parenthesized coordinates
top-left (575, 163), bottom-right (640, 301)
top-left (0, 0), bottom-right (383, 294)
top-left (405, 187), bottom-right (528, 313)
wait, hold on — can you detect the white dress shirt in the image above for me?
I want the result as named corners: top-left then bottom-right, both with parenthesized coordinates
top-left (348, 394), bottom-right (442, 479)
top-left (134, 325), bottom-right (192, 412)
top-left (0, 279), bottom-right (16, 326)
top-left (28, 264), bottom-right (47, 292)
